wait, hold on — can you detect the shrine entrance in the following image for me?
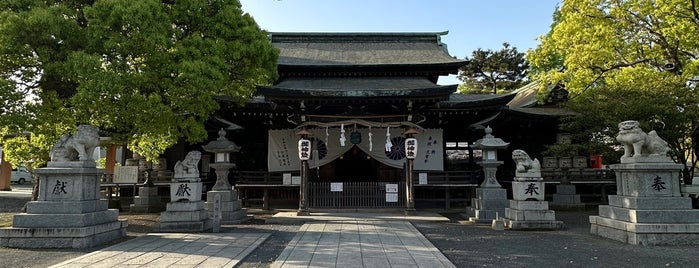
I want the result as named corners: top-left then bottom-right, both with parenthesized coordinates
top-left (309, 145), bottom-right (405, 208)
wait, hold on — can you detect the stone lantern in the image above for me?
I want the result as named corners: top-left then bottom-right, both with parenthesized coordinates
top-left (473, 126), bottom-right (509, 188)
top-left (202, 129), bottom-right (241, 191)
top-left (201, 128), bottom-right (248, 225)
top-left (469, 126), bottom-right (509, 223)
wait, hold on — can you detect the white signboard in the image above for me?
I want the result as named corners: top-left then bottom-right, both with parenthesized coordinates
top-left (331, 182), bottom-right (343, 192)
top-left (419, 173), bottom-right (427, 185)
top-left (291, 176), bottom-right (301, 185)
top-left (385, 183), bottom-right (398, 193)
top-left (283, 173), bottom-right (292, 185)
top-left (386, 193), bottom-right (398, 202)
top-left (113, 166), bottom-right (139, 183)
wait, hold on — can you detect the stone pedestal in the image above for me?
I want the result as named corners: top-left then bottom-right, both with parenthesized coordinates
top-left (469, 188), bottom-right (508, 223)
top-left (590, 160), bottom-right (699, 245)
top-left (505, 180), bottom-right (563, 230)
top-left (0, 163), bottom-right (128, 248)
top-left (205, 189), bottom-right (248, 224)
top-left (154, 181), bottom-right (211, 232)
top-left (551, 184), bottom-right (585, 210)
top-left (129, 186), bottom-right (164, 213)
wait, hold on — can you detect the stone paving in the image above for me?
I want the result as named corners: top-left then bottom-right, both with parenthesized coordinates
top-left (48, 232), bottom-right (270, 268)
top-left (44, 212), bottom-right (453, 268)
top-left (272, 220), bottom-right (455, 268)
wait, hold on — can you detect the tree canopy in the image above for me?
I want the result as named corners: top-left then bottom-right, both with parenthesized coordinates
top-left (0, 0), bottom-right (278, 167)
top-left (457, 43), bottom-right (529, 94)
top-left (529, 0), bottom-right (699, 180)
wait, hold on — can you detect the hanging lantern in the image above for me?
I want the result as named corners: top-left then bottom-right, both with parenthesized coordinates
top-left (298, 139), bottom-right (311, 161)
top-left (405, 138), bottom-right (418, 159)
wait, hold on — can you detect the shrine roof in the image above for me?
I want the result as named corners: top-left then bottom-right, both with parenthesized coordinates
top-left (270, 32), bottom-right (466, 75)
top-left (258, 77), bottom-right (455, 98)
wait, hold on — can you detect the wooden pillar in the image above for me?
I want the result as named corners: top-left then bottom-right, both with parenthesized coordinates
top-left (105, 145), bottom-right (117, 175)
top-left (0, 161), bottom-right (12, 191)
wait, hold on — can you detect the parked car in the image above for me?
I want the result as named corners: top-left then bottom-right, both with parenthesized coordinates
top-left (10, 166), bottom-right (31, 184)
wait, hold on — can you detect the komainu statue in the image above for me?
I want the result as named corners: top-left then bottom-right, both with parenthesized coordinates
top-left (49, 125), bottom-right (100, 162)
top-left (174, 150), bottom-right (202, 180)
top-left (616, 120), bottom-right (669, 159)
top-left (512, 149), bottom-right (541, 179)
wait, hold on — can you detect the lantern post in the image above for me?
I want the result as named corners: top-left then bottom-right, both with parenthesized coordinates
top-left (296, 129), bottom-right (312, 216)
top-left (403, 127), bottom-right (419, 215)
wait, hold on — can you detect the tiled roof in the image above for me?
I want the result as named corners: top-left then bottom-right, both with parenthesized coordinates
top-left (258, 77), bottom-right (455, 98)
top-left (271, 32), bottom-right (465, 67)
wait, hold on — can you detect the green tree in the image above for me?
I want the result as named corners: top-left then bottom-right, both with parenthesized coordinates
top-left (457, 43), bottom-right (529, 94)
top-left (529, 0), bottom-right (699, 181)
top-left (0, 0), bottom-right (278, 166)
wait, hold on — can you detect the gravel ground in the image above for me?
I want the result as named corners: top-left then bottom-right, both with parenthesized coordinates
top-left (2, 196), bottom-right (699, 268)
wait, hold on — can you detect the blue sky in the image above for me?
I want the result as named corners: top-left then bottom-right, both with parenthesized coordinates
top-left (239, 0), bottom-right (561, 84)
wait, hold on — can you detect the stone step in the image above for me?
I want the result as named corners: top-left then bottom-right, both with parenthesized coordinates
top-left (608, 195), bottom-right (693, 210)
top-left (598, 205), bottom-right (699, 223)
top-left (12, 209), bottom-right (119, 228)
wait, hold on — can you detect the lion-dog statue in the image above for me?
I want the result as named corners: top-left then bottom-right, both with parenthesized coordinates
top-left (512, 149), bottom-right (542, 179)
top-left (616, 120), bottom-right (669, 158)
top-left (173, 150), bottom-right (202, 181)
top-left (50, 125), bottom-right (100, 162)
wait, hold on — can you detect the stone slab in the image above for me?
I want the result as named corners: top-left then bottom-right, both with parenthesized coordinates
top-left (475, 187), bottom-right (507, 199)
top-left (512, 181), bottom-right (544, 201)
top-left (555, 184), bottom-right (577, 195)
top-left (153, 219), bottom-right (213, 233)
top-left (206, 190), bottom-right (238, 202)
top-left (0, 220), bottom-right (127, 248)
top-left (160, 209), bottom-right (209, 222)
top-left (138, 186), bottom-right (159, 196)
top-left (26, 200), bottom-right (108, 214)
top-left (607, 195), bottom-right (692, 210)
top-left (505, 208), bottom-right (556, 221)
top-left (170, 181), bottom-right (202, 202)
top-left (166, 200), bottom-right (205, 211)
top-left (471, 198), bottom-right (509, 210)
top-left (36, 169), bottom-right (102, 201)
top-left (598, 205), bottom-right (699, 223)
top-left (590, 216), bottom-right (699, 245)
top-left (508, 200), bottom-right (549, 210)
top-left (612, 162), bottom-right (683, 196)
top-left (12, 209), bottom-right (119, 228)
top-left (507, 220), bottom-right (564, 230)
top-left (552, 194), bottom-right (581, 204)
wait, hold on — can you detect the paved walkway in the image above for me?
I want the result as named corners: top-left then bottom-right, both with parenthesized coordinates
top-left (272, 219), bottom-right (455, 268)
top-left (48, 232), bottom-right (270, 268)
top-left (47, 212), bottom-right (453, 268)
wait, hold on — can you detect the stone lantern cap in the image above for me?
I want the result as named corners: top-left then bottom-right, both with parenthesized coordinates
top-left (202, 129), bottom-right (241, 153)
top-left (473, 126), bottom-right (509, 149)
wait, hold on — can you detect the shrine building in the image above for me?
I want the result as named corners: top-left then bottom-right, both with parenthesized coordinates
top-left (200, 31), bottom-right (567, 210)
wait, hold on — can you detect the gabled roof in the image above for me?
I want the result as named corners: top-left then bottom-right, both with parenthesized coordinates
top-left (258, 77), bottom-right (456, 99)
top-left (270, 32), bottom-right (466, 76)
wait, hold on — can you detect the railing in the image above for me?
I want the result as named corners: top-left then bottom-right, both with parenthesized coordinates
top-left (309, 181), bottom-right (406, 209)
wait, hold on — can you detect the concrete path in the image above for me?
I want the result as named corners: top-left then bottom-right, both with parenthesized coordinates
top-left (48, 232), bottom-right (270, 268)
top-left (272, 220), bottom-right (456, 268)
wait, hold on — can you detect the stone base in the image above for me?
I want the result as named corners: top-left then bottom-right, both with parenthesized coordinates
top-left (154, 201), bottom-right (212, 232)
top-left (468, 188), bottom-right (508, 223)
top-left (551, 185), bottom-right (585, 210)
top-left (590, 193), bottom-right (699, 245)
top-left (590, 216), bottom-right (699, 245)
top-left (129, 187), bottom-right (164, 213)
top-left (504, 200), bottom-right (563, 230)
top-left (205, 190), bottom-right (250, 224)
top-left (0, 220), bottom-right (127, 249)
